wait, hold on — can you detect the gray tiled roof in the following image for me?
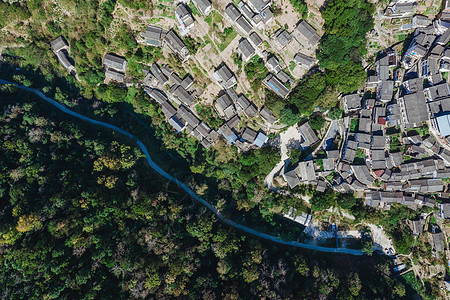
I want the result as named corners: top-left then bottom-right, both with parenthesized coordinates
top-left (293, 52), bottom-right (316, 67)
top-left (242, 127), bottom-right (257, 142)
top-left (298, 122), bottom-right (319, 147)
top-left (260, 107), bottom-right (276, 123)
top-left (235, 16), bottom-right (253, 35)
top-left (105, 69), bottom-right (125, 83)
top-left (402, 92), bottom-right (428, 124)
top-left (238, 38), bottom-right (256, 59)
top-left (225, 3), bottom-right (241, 21)
top-left (51, 36), bottom-right (68, 52)
top-left (193, 0), bottom-right (212, 15)
top-left (172, 85), bottom-right (195, 106)
top-left (142, 26), bottom-right (163, 46)
top-left (103, 54), bottom-right (127, 72)
top-left (295, 20), bottom-right (320, 45)
top-left (249, 32), bottom-right (263, 47)
top-left (262, 73), bottom-right (289, 98)
top-left (274, 29), bottom-right (292, 47)
top-left (248, 0), bottom-right (270, 12)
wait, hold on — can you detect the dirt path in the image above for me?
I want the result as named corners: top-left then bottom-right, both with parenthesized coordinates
top-left (366, 223), bottom-right (395, 254)
top-left (264, 125), bottom-right (304, 189)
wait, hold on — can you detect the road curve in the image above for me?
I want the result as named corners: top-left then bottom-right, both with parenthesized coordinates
top-left (0, 79), bottom-right (364, 256)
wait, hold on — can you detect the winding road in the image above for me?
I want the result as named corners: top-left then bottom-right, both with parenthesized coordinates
top-left (0, 79), bottom-right (365, 256)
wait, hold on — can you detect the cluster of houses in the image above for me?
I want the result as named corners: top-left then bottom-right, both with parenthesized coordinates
top-left (261, 20), bottom-right (320, 98)
top-left (223, 1), bottom-right (320, 99)
top-left (211, 63), bottom-right (270, 150)
top-left (139, 6), bottom-right (280, 151)
top-left (278, 15), bottom-right (450, 211)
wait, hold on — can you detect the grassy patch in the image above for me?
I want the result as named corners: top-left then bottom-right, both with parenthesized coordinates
top-left (350, 118), bottom-right (358, 132)
top-left (188, 2), bottom-right (201, 16)
top-left (390, 134), bottom-right (401, 152)
top-left (244, 55), bottom-right (269, 92)
top-left (216, 27), bottom-right (238, 52)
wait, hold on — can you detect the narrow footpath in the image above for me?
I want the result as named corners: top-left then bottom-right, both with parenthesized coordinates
top-left (0, 79), bottom-right (365, 256)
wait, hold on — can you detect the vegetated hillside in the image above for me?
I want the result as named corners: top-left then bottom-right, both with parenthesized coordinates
top-left (277, 0), bottom-right (375, 125)
top-left (0, 84), bottom-right (407, 299)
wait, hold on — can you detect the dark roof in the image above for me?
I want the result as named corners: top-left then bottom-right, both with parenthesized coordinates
top-left (171, 85), bottom-right (195, 106)
top-left (235, 16), bottom-right (253, 35)
top-left (260, 107), bottom-right (276, 123)
top-left (56, 50), bottom-right (74, 70)
top-left (295, 20), bottom-right (320, 45)
top-left (351, 165), bottom-right (374, 186)
top-left (144, 87), bottom-right (167, 104)
top-left (439, 28), bottom-right (450, 45)
top-left (193, 0), bottom-right (212, 15)
top-left (181, 75), bottom-right (194, 90)
top-left (277, 71), bottom-right (291, 84)
top-left (274, 29), bottom-right (292, 47)
top-left (402, 92), bottom-right (429, 125)
top-left (103, 54), bottom-right (127, 72)
top-left (247, 0), bottom-right (270, 12)
top-left (161, 101), bottom-right (177, 118)
top-left (242, 127), bottom-right (257, 142)
top-left (51, 36), bottom-right (69, 52)
top-left (245, 103), bottom-right (258, 117)
top-left (249, 32), bottom-right (263, 47)
top-left (150, 63), bottom-right (169, 85)
top-left (105, 69), bottom-right (125, 82)
top-left (175, 3), bottom-right (194, 27)
top-left (178, 105), bottom-right (200, 127)
top-left (226, 114), bottom-right (240, 128)
top-left (343, 94), bottom-right (361, 112)
top-left (266, 56), bottom-right (282, 73)
top-left (226, 88), bottom-right (239, 103)
top-left (262, 73), bottom-right (289, 98)
top-left (238, 38), bottom-right (256, 59)
top-left (236, 94), bottom-right (250, 110)
top-left (299, 122), bottom-right (319, 147)
top-left (213, 64), bottom-right (237, 89)
top-left (142, 26), bottom-right (163, 46)
top-left (293, 53), bottom-right (315, 67)
top-left (164, 30), bottom-right (189, 59)
top-left (225, 3), bottom-right (241, 21)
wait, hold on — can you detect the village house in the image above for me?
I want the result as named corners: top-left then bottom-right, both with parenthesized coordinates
top-left (141, 26), bottom-right (164, 47)
top-left (235, 15), bottom-right (253, 36)
top-left (298, 122), bottom-right (319, 148)
top-left (103, 54), bottom-right (127, 73)
top-left (51, 36), bottom-right (75, 73)
top-left (260, 107), bottom-right (276, 124)
top-left (294, 20), bottom-right (320, 46)
top-left (398, 92), bottom-right (428, 127)
top-left (266, 56), bottom-right (282, 74)
top-left (170, 85), bottom-right (195, 106)
top-left (342, 94), bottom-right (361, 113)
top-left (249, 32), bottom-right (263, 47)
top-left (274, 29), bottom-right (292, 48)
top-left (293, 52), bottom-right (316, 68)
top-left (192, 0), bottom-right (212, 15)
top-left (238, 38), bottom-right (256, 61)
top-left (219, 124), bottom-right (238, 144)
top-left (175, 3), bottom-right (195, 35)
top-left (262, 73), bottom-right (289, 98)
top-left (213, 63), bottom-right (237, 89)
top-left (215, 93), bottom-right (236, 119)
top-left (164, 29), bottom-right (190, 61)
